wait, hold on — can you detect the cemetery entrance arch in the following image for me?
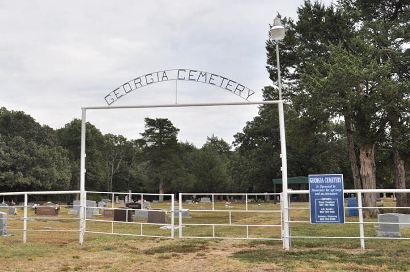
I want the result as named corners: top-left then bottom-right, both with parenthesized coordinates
top-left (79, 69), bottom-right (289, 249)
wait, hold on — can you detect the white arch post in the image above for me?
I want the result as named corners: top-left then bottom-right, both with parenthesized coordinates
top-left (79, 108), bottom-right (86, 245)
top-left (79, 100), bottom-right (289, 247)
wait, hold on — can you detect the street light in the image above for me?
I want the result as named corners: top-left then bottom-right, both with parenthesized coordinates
top-left (269, 16), bottom-right (286, 99)
top-left (269, 16), bottom-right (290, 250)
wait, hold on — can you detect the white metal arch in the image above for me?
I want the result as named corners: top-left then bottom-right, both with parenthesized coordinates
top-left (79, 100), bottom-right (289, 249)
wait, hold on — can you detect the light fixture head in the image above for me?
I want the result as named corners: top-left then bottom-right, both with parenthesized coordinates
top-left (269, 16), bottom-right (285, 41)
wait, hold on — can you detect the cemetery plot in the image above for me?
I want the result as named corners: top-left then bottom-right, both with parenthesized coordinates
top-left (84, 192), bottom-right (174, 238)
top-left (179, 194), bottom-right (282, 240)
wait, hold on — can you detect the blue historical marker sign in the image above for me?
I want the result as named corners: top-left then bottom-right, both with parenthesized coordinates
top-left (309, 174), bottom-right (344, 224)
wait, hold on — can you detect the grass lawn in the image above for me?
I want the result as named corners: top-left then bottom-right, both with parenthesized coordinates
top-left (1, 199), bottom-right (410, 271)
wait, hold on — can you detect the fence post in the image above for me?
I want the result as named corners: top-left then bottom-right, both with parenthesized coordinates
top-left (212, 194), bottom-right (215, 210)
top-left (111, 193), bottom-right (114, 234)
top-left (23, 193), bottom-right (28, 243)
top-left (245, 194), bottom-right (248, 211)
top-left (357, 192), bottom-right (365, 249)
top-left (171, 194), bottom-right (175, 238)
top-left (79, 108), bottom-right (87, 245)
top-left (179, 193), bottom-right (182, 238)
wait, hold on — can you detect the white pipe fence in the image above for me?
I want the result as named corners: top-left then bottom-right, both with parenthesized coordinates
top-left (286, 188), bottom-right (410, 249)
top-left (178, 193), bottom-right (282, 240)
top-left (1, 189), bottom-right (410, 249)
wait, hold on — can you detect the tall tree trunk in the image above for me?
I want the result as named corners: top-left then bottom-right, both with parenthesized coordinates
top-left (345, 115), bottom-right (361, 189)
top-left (158, 180), bottom-right (164, 202)
top-left (359, 144), bottom-right (378, 218)
top-left (109, 163), bottom-right (114, 192)
top-left (390, 113), bottom-right (407, 210)
top-left (393, 149), bottom-right (407, 209)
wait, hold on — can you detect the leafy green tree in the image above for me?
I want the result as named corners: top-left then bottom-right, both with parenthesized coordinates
top-left (190, 149), bottom-right (230, 192)
top-left (0, 135), bottom-right (71, 191)
top-left (57, 119), bottom-right (106, 191)
top-left (104, 134), bottom-right (129, 191)
top-left (233, 87), bottom-right (350, 192)
top-left (266, 1), bottom-right (408, 216)
top-left (0, 108), bottom-right (71, 191)
top-left (140, 118), bottom-right (180, 199)
top-left (340, 0), bottom-right (410, 207)
top-left (202, 135), bottom-right (231, 155)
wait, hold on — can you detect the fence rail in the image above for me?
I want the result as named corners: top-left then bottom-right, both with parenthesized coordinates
top-left (1, 189), bottom-right (410, 249)
top-left (287, 189), bottom-right (410, 249)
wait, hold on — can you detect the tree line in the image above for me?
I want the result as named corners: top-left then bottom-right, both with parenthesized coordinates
top-left (0, 105), bottom-right (351, 194)
top-left (268, 0), bottom-right (409, 215)
top-left (0, 1), bottom-right (408, 213)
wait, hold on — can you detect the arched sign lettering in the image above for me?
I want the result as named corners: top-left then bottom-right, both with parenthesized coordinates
top-left (104, 68), bottom-right (256, 105)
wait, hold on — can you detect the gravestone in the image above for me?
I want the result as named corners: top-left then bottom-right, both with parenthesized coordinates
top-left (142, 201), bottom-right (151, 210)
top-left (174, 208), bottom-right (191, 218)
top-left (36, 206), bottom-right (58, 216)
top-left (72, 200), bottom-right (97, 218)
top-left (147, 210), bottom-right (166, 224)
top-left (72, 200), bottom-right (81, 215)
top-left (397, 213), bottom-right (410, 229)
top-left (200, 197), bottom-right (211, 203)
top-left (8, 207), bottom-right (16, 215)
top-left (0, 212), bottom-right (7, 236)
top-left (377, 213), bottom-right (400, 237)
top-left (91, 201), bottom-right (100, 215)
top-left (102, 209), bottom-right (114, 218)
top-left (113, 208), bottom-right (133, 222)
top-left (388, 213), bottom-right (410, 229)
top-left (125, 202), bottom-right (141, 209)
top-left (134, 210), bottom-right (148, 220)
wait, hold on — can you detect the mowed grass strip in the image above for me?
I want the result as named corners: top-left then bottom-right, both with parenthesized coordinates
top-left (143, 240), bottom-right (209, 255)
top-left (232, 248), bottom-right (410, 271)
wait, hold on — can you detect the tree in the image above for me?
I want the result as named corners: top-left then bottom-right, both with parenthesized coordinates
top-left (104, 134), bottom-right (128, 192)
top-left (57, 119), bottom-right (106, 191)
top-left (140, 118), bottom-right (180, 200)
top-left (0, 108), bottom-right (71, 191)
top-left (0, 136), bottom-right (71, 191)
top-left (202, 135), bottom-right (231, 155)
top-left (340, 0), bottom-right (410, 208)
top-left (190, 149), bottom-right (231, 192)
top-left (266, 1), bottom-right (409, 216)
top-left (233, 87), bottom-right (350, 192)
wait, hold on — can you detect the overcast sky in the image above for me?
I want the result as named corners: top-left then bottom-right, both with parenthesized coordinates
top-left (0, 0), bottom-right (333, 147)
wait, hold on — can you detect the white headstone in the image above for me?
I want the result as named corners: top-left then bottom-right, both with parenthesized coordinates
top-left (388, 213), bottom-right (410, 229)
top-left (0, 212), bottom-right (7, 236)
top-left (174, 208), bottom-right (191, 218)
top-left (8, 207), bottom-right (16, 215)
top-left (200, 197), bottom-right (211, 203)
top-left (72, 200), bottom-right (97, 217)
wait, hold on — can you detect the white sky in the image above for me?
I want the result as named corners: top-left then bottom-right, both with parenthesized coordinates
top-left (0, 0), bottom-right (333, 147)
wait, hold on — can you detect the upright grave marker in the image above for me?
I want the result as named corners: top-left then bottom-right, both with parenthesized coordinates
top-left (309, 174), bottom-right (344, 224)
